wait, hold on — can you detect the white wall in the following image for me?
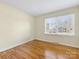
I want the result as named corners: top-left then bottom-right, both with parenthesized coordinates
top-left (0, 3), bottom-right (35, 52)
top-left (35, 7), bottom-right (79, 48)
top-left (0, 3), bottom-right (79, 52)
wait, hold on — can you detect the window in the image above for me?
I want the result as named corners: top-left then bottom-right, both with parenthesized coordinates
top-left (45, 14), bottom-right (75, 36)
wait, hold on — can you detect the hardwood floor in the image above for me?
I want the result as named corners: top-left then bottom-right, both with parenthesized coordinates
top-left (0, 39), bottom-right (79, 59)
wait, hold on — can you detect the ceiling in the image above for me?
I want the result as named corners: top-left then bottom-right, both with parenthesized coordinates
top-left (0, 0), bottom-right (79, 16)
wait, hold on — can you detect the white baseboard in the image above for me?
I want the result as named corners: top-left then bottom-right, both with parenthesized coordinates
top-left (0, 39), bottom-right (34, 52)
top-left (36, 38), bottom-right (79, 48)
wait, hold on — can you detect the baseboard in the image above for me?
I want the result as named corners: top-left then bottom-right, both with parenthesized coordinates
top-left (0, 39), bottom-right (34, 52)
top-left (35, 39), bottom-right (79, 49)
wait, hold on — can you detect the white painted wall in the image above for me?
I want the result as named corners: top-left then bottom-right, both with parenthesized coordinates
top-left (35, 7), bottom-right (79, 48)
top-left (0, 3), bottom-right (35, 52)
top-left (0, 3), bottom-right (78, 52)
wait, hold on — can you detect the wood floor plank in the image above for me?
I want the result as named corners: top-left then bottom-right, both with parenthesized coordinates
top-left (0, 39), bottom-right (79, 59)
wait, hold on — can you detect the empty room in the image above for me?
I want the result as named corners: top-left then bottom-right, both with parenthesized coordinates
top-left (0, 0), bottom-right (79, 59)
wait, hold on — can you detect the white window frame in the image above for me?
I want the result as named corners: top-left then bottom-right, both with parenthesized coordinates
top-left (44, 14), bottom-right (75, 36)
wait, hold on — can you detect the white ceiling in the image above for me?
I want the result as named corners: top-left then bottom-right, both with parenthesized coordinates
top-left (0, 0), bottom-right (79, 16)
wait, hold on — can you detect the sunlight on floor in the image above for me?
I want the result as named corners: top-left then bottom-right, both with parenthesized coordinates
top-left (45, 50), bottom-right (68, 59)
